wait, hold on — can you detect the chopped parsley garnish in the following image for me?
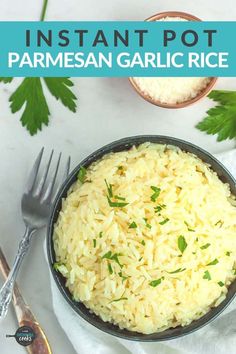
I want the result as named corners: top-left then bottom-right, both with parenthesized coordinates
top-left (159, 218), bottom-right (169, 225)
top-left (154, 204), bottom-right (166, 213)
top-left (102, 251), bottom-right (123, 268)
top-left (118, 272), bottom-right (129, 282)
top-left (107, 197), bottom-right (129, 208)
top-left (129, 221), bottom-right (137, 229)
top-left (110, 297), bottom-right (128, 303)
top-left (143, 218), bottom-right (151, 229)
top-left (104, 180), bottom-right (128, 207)
top-left (218, 281), bottom-right (224, 287)
top-left (200, 243), bottom-right (211, 250)
top-left (93, 239), bottom-right (96, 248)
top-left (226, 251), bottom-right (231, 256)
top-left (105, 179), bottom-right (113, 198)
top-left (141, 240), bottom-right (146, 246)
top-left (167, 268), bottom-right (186, 274)
top-left (78, 166), bottom-right (87, 183)
top-left (111, 254), bottom-right (123, 268)
top-left (118, 166), bottom-right (123, 170)
top-left (184, 221), bottom-right (195, 232)
top-left (108, 263), bottom-right (113, 274)
top-left (102, 251), bottom-right (112, 259)
top-left (203, 270), bottom-right (211, 280)
top-left (149, 277), bottom-right (164, 287)
top-left (99, 231), bottom-right (103, 238)
top-left (154, 206), bottom-right (162, 213)
top-left (150, 186), bottom-right (161, 202)
top-left (114, 195), bottom-right (126, 201)
top-left (178, 235), bottom-right (188, 253)
top-left (207, 258), bottom-right (219, 266)
top-left (234, 269), bottom-right (236, 275)
top-left (138, 257), bottom-right (143, 262)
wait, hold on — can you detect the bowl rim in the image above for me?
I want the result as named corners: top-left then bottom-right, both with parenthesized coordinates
top-left (129, 10), bottom-right (218, 109)
top-left (47, 135), bottom-right (236, 341)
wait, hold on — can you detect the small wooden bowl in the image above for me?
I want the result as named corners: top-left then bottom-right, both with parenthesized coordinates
top-left (129, 11), bottom-right (217, 109)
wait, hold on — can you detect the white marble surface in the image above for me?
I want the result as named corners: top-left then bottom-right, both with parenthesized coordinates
top-left (0, 0), bottom-right (235, 353)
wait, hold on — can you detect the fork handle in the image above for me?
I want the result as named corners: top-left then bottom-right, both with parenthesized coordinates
top-left (0, 226), bottom-right (36, 319)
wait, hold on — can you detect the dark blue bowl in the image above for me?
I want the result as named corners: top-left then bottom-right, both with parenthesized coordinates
top-left (47, 135), bottom-right (236, 341)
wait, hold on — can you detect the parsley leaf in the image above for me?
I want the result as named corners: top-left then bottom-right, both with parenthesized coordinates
top-left (203, 270), bottom-right (211, 280)
top-left (178, 235), bottom-right (188, 253)
top-left (114, 195), bottom-right (126, 201)
top-left (154, 204), bottom-right (166, 213)
top-left (0, 0), bottom-right (77, 135)
top-left (110, 297), bottom-right (128, 303)
top-left (167, 268), bottom-right (186, 274)
top-left (93, 239), bottom-right (96, 248)
top-left (200, 243), bottom-right (211, 250)
top-left (9, 78), bottom-right (50, 135)
top-left (159, 218), bottom-right (169, 225)
top-left (102, 251), bottom-right (123, 268)
top-left (150, 186), bottom-right (161, 202)
top-left (107, 197), bottom-right (129, 208)
top-left (44, 77), bottom-right (77, 112)
top-left (0, 77), bottom-right (13, 83)
top-left (196, 90), bottom-right (236, 141)
top-left (78, 166), bottom-right (87, 183)
top-left (102, 251), bottom-right (112, 259)
top-left (143, 218), bottom-right (151, 229)
top-left (184, 221), bottom-right (195, 232)
top-left (218, 281), bottom-right (224, 287)
top-left (118, 271), bottom-right (129, 282)
top-left (108, 263), bottom-right (113, 274)
top-left (105, 179), bottom-right (113, 198)
top-left (0, 77), bottom-right (77, 135)
top-left (149, 277), bottom-right (164, 287)
top-left (105, 180), bottom-right (128, 207)
top-left (207, 258), bottom-right (219, 266)
top-left (129, 221), bottom-right (137, 229)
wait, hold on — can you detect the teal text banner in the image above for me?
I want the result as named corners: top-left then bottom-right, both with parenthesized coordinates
top-left (0, 21), bottom-right (235, 77)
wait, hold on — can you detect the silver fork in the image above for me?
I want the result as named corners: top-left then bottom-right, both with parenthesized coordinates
top-left (0, 148), bottom-right (70, 319)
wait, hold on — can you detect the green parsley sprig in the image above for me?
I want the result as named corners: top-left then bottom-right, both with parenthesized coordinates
top-left (0, 1), bottom-right (77, 135)
top-left (196, 90), bottom-right (236, 141)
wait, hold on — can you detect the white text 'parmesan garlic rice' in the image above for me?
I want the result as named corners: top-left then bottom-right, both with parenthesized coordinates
top-left (53, 143), bottom-right (236, 334)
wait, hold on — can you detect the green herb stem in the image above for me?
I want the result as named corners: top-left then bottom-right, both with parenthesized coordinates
top-left (40, 0), bottom-right (48, 21)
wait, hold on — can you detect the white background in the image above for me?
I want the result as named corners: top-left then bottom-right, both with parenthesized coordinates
top-left (0, 0), bottom-right (235, 353)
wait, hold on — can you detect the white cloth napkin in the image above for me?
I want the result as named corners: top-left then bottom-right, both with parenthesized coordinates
top-left (47, 150), bottom-right (236, 354)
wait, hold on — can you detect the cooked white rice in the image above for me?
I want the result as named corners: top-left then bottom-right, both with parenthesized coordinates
top-left (53, 143), bottom-right (236, 334)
